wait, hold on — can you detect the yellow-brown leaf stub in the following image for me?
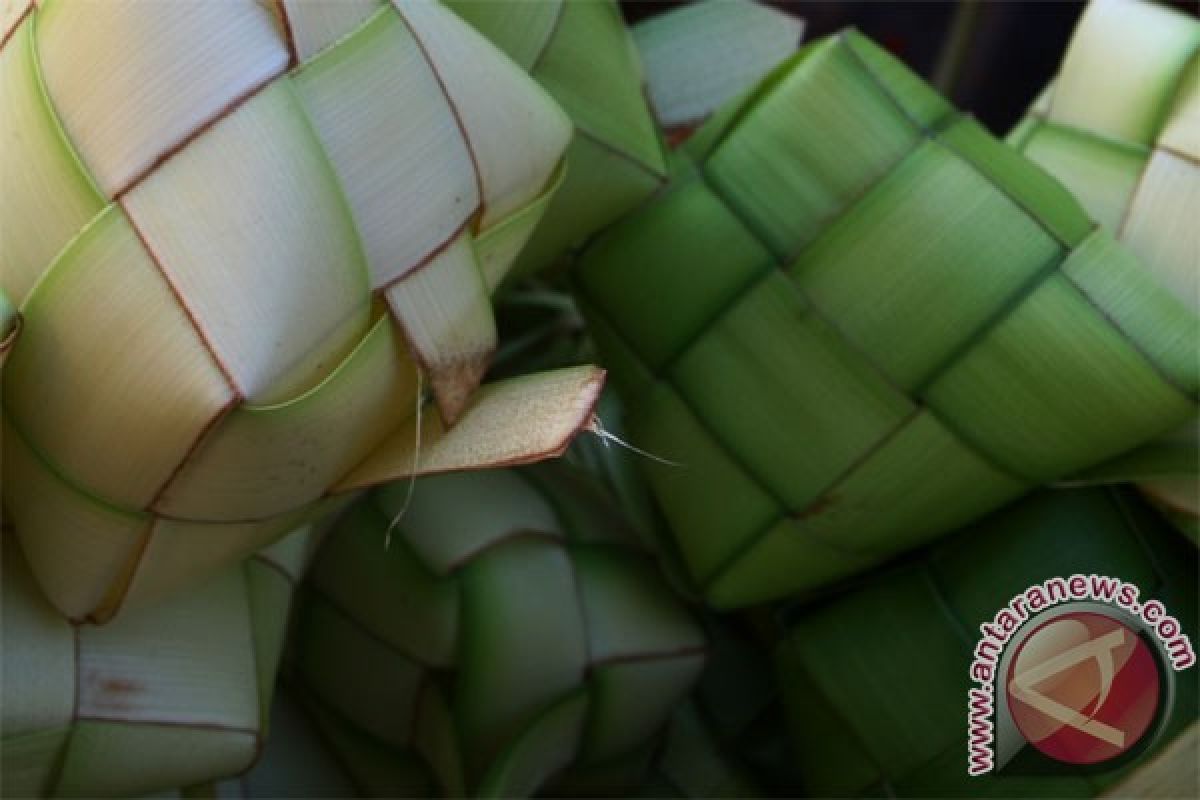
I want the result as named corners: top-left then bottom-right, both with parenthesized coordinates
top-left (0, 0), bottom-right (594, 622)
top-left (334, 365), bottom-right (606, 493)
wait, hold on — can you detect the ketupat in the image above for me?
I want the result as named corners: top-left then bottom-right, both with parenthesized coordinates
top-left (443, 0), bottom-right (803, 278)
top-left (775, 487), bottom-right (1198, 797)
top-left (0, 525), bottom-right (317, 798)
top-left (290, 465), bottom-right (706, 797)
top-left (1008, 0), bottom-right (1200, 539)
top-left (574, 28), bottom-right (1198, 607)
top-left (0, 0), bottom-right (605, 623)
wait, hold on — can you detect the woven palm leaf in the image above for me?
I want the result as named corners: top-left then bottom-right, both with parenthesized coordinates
top-left (633, 0), bottom-right (805, 143)
top-left (444, 0), bottom-right (804, 278)
top-left (178, 687), bottom-right (765, 799)
top-left (0, 524), bottom-right (316, 798)
top-left (177, 687), bottom-right (362, 799)
top-left (1008, 0), bottom-right (1200, 538)
top-left (0, 0), bottom-right (606, 623)
top-left (775, 486), bottom-right (1198, 797)
top-left (441, 0), bottom-right (667, 278)
top-left (574, 29), bottom-right (1199, 608)
top-left (289, 464), bottom-right (706, 797)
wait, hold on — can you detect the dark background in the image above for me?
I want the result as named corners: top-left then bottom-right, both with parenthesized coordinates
top-left (620, 0), bottom-right (1194, 136)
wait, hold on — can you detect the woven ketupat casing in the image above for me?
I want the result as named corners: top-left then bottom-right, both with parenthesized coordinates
top-left (775, 487), bottom-right (1198, 797)
top-left (290, 466), bottom-right (706, 798)
top-left (0, 526), bottom-right (316, 798)
top-left (0, 0), bottom-right (605, 623)
top-left (633, 0), bottom-right (806, 140)
top-left (444, 0), bottom-right (804, 280)
top-left (444, 0), bottom-right (668, 279)
top-left (575, 30), bottom-right (1200, 608)
top-left (1008, 0), bottom-right (1200, 538)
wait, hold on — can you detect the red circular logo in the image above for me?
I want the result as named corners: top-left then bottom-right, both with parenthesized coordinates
top-left (1006, 612), bottom-right (1161, 765)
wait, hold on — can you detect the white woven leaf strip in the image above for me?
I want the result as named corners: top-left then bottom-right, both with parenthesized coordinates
top-left (0, 16), bottom-right (106, 304)
top-left (6, 207), bottom-right (238, 511)
top-left (1121, 150), bottom-right (1200, 313)
top-left (121, 79), bottom-right (372, 406)
top-left (395, 0), bottom-right (572, 228)
top-left (280, 0), bottom-right (384, 62)
top-left (37, 0), bottom-right (290, 195)
top-left (1048, 0), bottom-right (1199, 145)
top-left (291, 7), bottom-right (479, 290)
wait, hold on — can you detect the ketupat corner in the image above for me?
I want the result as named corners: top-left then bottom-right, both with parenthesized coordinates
top-left (0, 0), bottom-right (1196, 798)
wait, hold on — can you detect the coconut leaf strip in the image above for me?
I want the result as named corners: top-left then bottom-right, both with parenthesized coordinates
top-left (35, 0), bottom-right (290, 195)
top-left (290, 8), bottom-right (479, 290)
top-left (155, 313), bottom-right (417, 522)
top-left (281, 0), bottom-right (384, 63)
top-left (393, 0), bottom-right (571, 228)
top-left (386, 229), bottom-right (496, 425)
top-left (0, 14), bottom-right (105, 303)
top-left (332, 365), bottom-right (604, 492)
top-left (121, 80), bottom-right (372, 406)
top-left (634, 0), bottom-right (805, 132)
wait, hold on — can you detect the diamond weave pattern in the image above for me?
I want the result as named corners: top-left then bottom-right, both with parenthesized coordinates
top-left (576, 31), bottom-right (1199, 607)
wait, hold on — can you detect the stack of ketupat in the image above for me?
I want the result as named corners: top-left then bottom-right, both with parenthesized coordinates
top-left (574, 25), bottom-right (1198, 608)
top-left (1, 0), bottom-right (603, 794)
top-left (1, 0), bottom-right (1197, 797)
top-left (1008, 0), bottom-right (1200, 539)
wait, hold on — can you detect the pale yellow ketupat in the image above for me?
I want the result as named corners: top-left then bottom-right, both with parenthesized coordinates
top-left (1008, 0), bottom-right (1200, 535)
top-left (0, 0), bottom-right (604, 623)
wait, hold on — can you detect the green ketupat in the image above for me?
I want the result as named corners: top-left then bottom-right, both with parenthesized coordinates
top-left (775, 487), bottom-right (1198, 797)
top-left (1008, 0), bottom-right (1200, 538)
top-left (290, 465), bottom-right (706, 797)
top-left (0, 526), bottom-right (317, 798)
top-left (0, 0), bottom-right (605, 623)
top-left (574, 29), bottom-right (1199, 608)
